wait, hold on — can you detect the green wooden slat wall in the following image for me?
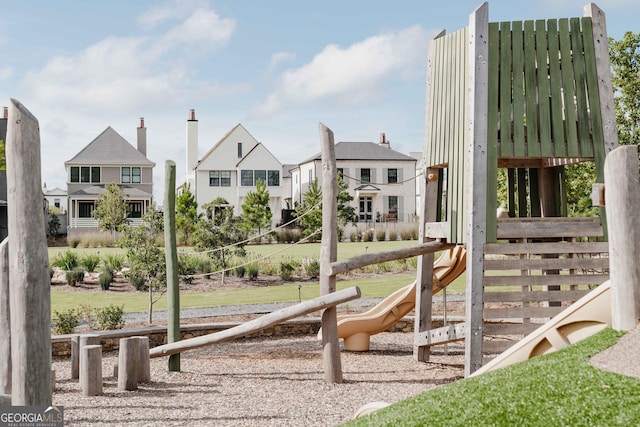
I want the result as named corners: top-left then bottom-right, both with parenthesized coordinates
top-left (424, 27), bottom-right (468, 243)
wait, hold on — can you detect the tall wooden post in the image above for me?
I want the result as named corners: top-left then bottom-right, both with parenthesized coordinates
top-left (0, 238), bottom-right (10, 395)
top-left (164, 160), bottom-right (181, 371)
top-left (319, 123), bottom-right (342, 383)
top-left (6, 99), bottom-right (51, 405)
top-left (604, 145), bottom-right (640, 330)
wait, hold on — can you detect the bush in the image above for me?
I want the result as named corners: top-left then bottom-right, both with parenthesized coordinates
top-left (362, 229), bottom-right (374, 242)
top-left (99, 266), bottom-right (113, 291)
top-left (279, 262), bottom-right (295, 281)
top-left (104, 253), bottom-right (125, 272)
top-left (80, 254), bottom-right (101, 272)
top-left (178, 255), bottom-right (200, 285)
top-left (349, 232), bottom-right (358, 242)
top-left (128, 272), bottom-right (147, 291)
top-left (94, 304), bottom-right (125, 330)
top-left (52, 250), bottom-right (79, 271)
top-left (235, 265), bottom-right (246, 278)
top-left (67, 237), bottom-right (81, 248)
top-left (197, 258), bottom-right (212, 278)
top-left (247, 264), bottom-right (259, 281)
top-left (376, 230), bottom-right (386, 241)
top-left (65, 269), bottom-right (85, 286)
top-left (303, 259), bottom-right (320, 279)
top-left (388, 230), bottom-right (398, 241)
top-left (52, 309), bottom-right (80, 335)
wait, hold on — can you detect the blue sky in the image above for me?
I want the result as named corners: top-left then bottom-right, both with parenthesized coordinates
top-left (1, 0), bottom-right (638, 201)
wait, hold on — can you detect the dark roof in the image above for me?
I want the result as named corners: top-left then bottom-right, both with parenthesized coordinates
top-left (299, 141), bottom-right (417, 164)
top-left (282, 164), bottom-right (297, 178)
top-left (65, 126), bottom-right (155, 166)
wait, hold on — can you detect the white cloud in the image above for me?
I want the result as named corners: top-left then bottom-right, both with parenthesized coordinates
top-left (137, 0), bottom-right (209, 29)
top-left (269, 51), bottom-right (296, 72)
top-left (252, 25), bottom-right (429, 117)
top-left (160, 8), bottom-right (236, 49)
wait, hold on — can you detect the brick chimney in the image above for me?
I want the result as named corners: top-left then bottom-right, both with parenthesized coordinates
top-left (186, 109), bottom-right (198, 176)
top-left (379, 132), bottom-right (390, 149)
top-left (2, 107), bottom-right (7, 119)
top-left (137, 117), bottom-right (147, 156)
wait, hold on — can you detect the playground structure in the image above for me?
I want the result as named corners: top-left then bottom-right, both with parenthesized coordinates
top-left (320, 245), bottom-right (467, 351)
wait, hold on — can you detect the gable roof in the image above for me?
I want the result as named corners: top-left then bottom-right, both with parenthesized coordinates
top-left (299, 141), bottom-right (417, 164)
top-left (65, 126), bottom-right (155, 166)
top-left (43, 187), bottom-right (67, 196)
top-left (198, 123), bottom-right (258, 166)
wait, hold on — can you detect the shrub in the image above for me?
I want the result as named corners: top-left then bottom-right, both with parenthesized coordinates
top-left (128, 272), bottom-right (147, 291)
top-left (376, 230), bottom-right (386, 241)
top-left (247, 264), bottom-right (259, 281)
top-left (99, 266), bottom-right (113, 291)
top-left (349, 232), bottom-right (358, 242)
top-left (178, 255), bottom-right (200, 285)
top-left (94, 304), bottom-right (125, 330)
top-left (52, 309), bottom-right (80, 335)
top-left (52, 250), bottom-right (79, 271)
top-left (235, 265), bottom-right (246, 278)
top-left (65, 269), bottom-right (85, 286)
top-left (104, 253), bottom-right (125, 272)
top-left (362, 229), bottom-right (374, 242)
top-left (67, 237), bottom-right (81, 248)
top-left (80, 254), bottom-right (101, 272)
top-left (303, 259), bottom-right (320, 279)
top-left (388, 230), bottom-right (398, 241)
top-left (279, 262), bottom-right (295, 281)
top-left (197, 257), bottom-right (212, 279)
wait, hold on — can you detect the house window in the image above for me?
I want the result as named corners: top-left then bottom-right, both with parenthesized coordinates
top-left (360, 168), bottom-right (371, 183)
top-left (387, 196), bottom-right (398, 221)
top-left (209, 171), bottom-right (231, 187)
top-left (237, 143), bottom-right (243, 158)
top-left (128, 202), bottom-right (142, 218)
top-left (78, 202), bottom-right (94, 218)
top-left (122, 167), bottom-right (141, 184)
top-left (70, 166), bottom-right (100, 183)
top-left (254, 170), bottom-right (266, 185)
top-left (387, 168), bottom-right (398, 184)
top-left (268, 170), bottom-right (280, 186)
top-left (241, 170), bottom-right (253, 186)
top-left (54, 198), bottom-right (61, 208)
top-left (308, 170), bottom-right (313, 183)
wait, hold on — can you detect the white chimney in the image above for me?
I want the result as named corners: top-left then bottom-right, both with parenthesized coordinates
top-left (137, 117), bottom-right (147, 156)
top-left (380, 132), bottom-right (390, 149)
top-left (186, 109), bottom-right (198, 180)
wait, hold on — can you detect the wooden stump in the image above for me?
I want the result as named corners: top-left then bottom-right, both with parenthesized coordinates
top-left (80, 345), bottom-right (102, 397)
top-left (136, 337), bottom-right (151, 383)
top-left (70, 335), bottom-right (80, 379)
top-left (118, 338), bottom-right (138, 391)
top-left (78, 334), bottom-right (100, 382)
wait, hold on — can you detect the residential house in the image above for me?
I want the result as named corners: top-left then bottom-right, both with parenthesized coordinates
top-left (184, 110), bottom-right (288, 226)
top-left (290, 134), bottom-right (417, 223)
top-left (43, 184), bottom-right (68, 213)
top-left (65, 119), bottom-right (155, 237)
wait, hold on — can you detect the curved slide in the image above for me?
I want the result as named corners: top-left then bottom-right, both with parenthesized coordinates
top-left (323, 246), bottom-right (467, 351)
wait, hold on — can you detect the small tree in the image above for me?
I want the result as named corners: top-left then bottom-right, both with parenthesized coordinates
top-left (337, 175), bottom-right (356, 227)
top-left (240, 179), bottom-right (272, 240)
top-left (93, 182), bottom-right (128, 237)
top-left (175, 183), bottom-right (201, 245)
top-left (609, 32), bottom-right (640, 147)
top-left (47, 213), bottom-right (61, 243)
top-left (295, 179), bottom-right (323, 242)
top-left (119, 207), bottom-right (165, 324)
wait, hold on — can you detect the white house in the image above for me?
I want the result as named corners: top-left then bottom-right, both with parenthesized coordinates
top-left (290, 134), bottom-right (417, 223)
top-left (43, 184), bottom-right (68, 213)
top-left (184, 110), bottom-right (288, 225)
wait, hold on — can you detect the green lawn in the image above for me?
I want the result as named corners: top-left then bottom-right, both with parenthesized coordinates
top-left (345, 328), bottom-right (640, 426)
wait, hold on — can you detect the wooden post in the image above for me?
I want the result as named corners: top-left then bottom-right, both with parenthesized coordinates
top-left (465, 3), bottom-right (489, 377)
top-left (0, 238), bottom-right (10, 395)
top-left (6, 99), bottom-right (52, 405)
top-left (118, 337), bottom-right (138, 391)
top-left (136, 337), bottom-right (151, 383)
top-left (80, 345), bottom-right (102, 396)
top-left (150, 286), bottom-right (361, 358)
top-left (70, 335), bottom-right (80, 379)
top-left (164, 160), bottom-right (180, 372)
top-left (318, 122), bottom-right (342, 383)
top-left (78, 334), bottom-right (100, 383)
top-left (604, 145), bottom-right (640, 330)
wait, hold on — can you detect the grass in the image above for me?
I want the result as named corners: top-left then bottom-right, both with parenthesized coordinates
top-left (345, 328), bottom-right (640, 426)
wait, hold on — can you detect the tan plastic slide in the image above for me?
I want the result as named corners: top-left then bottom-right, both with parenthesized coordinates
top-left (471, 280), bottom-right (611, 376)
top-left (323, 246), bottom-right (467, 351)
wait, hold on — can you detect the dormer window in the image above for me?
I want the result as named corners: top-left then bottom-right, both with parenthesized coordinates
top-left (122, 167), bottom-right (141, 184)
top-left (70, 166), bottom-right (100, 183)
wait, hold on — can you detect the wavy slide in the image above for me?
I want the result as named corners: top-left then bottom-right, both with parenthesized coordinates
top-left (322, 246), bottom-right (466, 351)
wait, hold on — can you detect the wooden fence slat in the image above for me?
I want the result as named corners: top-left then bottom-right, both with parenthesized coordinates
top-left (547, 20), bottom-right (566, 156)
top-left (536, 19), bottom-right (553, 157)
top-left (483, 289), bottom-right (590, 303)
top-left (496, 217), bottom-right (603, 239)
top-left (484, 257), bottom-right (609, 271)
top-left (484, 241), bottom-right (609, 254)
top-left (484, 322), bottom-right (543, 335)
top-left (484, 274), bottom-right (608, 287)
top-left (484, 306), bottom-right (565, 319)
top-left (483, 340), bottom-right (519, 354)
top-left (499, 21), bottom-right (512, 155)
top-left (558, 19), bottom-right (580, 157)
top-left (570, 17), bottom-right (592, 156)
top-left (582, 17), bottom-right (605, 172)
top-left (523, 20), bottom-right (539, 157)
top-left (511, 21), bottom-right (526, 157)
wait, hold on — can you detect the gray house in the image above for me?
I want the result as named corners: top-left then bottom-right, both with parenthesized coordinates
top-left (65, 118), bottom-right (155, 237)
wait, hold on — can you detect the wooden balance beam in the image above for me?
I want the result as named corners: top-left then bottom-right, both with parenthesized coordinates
top-left (149, 286), bottom-right (361, 358)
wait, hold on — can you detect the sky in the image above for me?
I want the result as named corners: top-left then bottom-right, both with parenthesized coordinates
top-left (1, 0), bottom-right (638, 202)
